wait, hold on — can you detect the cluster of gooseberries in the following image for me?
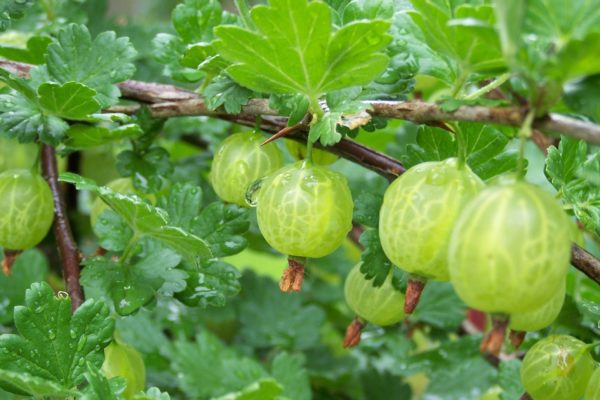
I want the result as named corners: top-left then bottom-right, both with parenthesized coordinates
top-left (208, 130), bottom-right (589, 397)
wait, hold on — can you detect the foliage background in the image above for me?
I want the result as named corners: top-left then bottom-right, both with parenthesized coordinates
top-left (0, 0), bottom-right (598, 399)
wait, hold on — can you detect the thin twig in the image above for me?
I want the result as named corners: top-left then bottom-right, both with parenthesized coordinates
top-left (41, 145), bottom-right (84, 310)
top-left (2, 59), bottom-right (600, 143)
top-left (571, 244), bottom-right (600, 283)
top-left (1, 60), bottom-right (598, 285)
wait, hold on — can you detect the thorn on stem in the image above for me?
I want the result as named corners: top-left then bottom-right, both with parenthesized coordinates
top-left (261, 123), bottom-right (304, 146)
top-left (343, 318), bottom-right (365, 348)
top-left (510, 330), bottom-right (526, 349)
top-left (1, 249), bottom-right (21, 276)
top-left (279, 257), bottom-right (305, 292)
top-left (404, 277), bottom-right (426, 314)
top-left (480, 315), bottom-right (508, 357)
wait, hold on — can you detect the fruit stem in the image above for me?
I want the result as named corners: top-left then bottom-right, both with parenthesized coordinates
top-left (453, 123), bottom-right (467, 167)
top-left (343, 318), bottom-right (366, 348)
top-left (306, 96), bottom-right (326, 166)
top-left (480, 314), bottom-right (508, 356)
top-left (280, 256), bottom-right (306, 292)
top-left (516, 109), bottom-right (535, 179)
top-left (509, 330), bottom-right (526, 349)
top-left (1, 249), bottom-right (21, 276)
top-left (463, 73), bottom-right (511, 101)
top-left (404, 276), bottom-right (427, 314)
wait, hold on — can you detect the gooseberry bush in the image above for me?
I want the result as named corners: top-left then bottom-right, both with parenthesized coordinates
top-left (0, 0), bottom-right (598, 399)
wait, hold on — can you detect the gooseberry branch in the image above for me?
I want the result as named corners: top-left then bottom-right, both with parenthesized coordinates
top-left (41, 144), bottom-right (84, 310)
top-left (0, 60), bottom-right (598, 286)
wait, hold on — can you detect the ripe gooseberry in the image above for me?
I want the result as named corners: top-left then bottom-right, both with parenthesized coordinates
top-left (344, 263), bottom-right (405, 326)
top-left (254, 161), bottom-right (353, 291)
top-left (210, 131), bottom-right (284, 207)
top-left (0, 137), bottom-right (38, 172)
top-left (585, 368), bottom-right (600, 400)
top-left (0, 170), bottom-right (54, 250)
top-left (508, 283), bottom-right (565, 349)
top-left (102, 338), bottom-right (145, 399)
top-left (285, 139), bottom-right (338, 165)
top-left (448, 180), bottom-right (571, 315)
top-left (343, 263), bottom-right (404, 347)
top-left (521, 335), bottom-right (595, 400)
top-left (378, 158), bottom-right (483, 312)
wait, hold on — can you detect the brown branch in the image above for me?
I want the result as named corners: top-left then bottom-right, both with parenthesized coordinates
top-left (41, 145), bottom-right (84, 311)
top-left (1, 59), bottom-right (599, 143)
top-left (571, 244), bottom-right (600, 283)
top-left (1, 60), bottom-right (599, 285)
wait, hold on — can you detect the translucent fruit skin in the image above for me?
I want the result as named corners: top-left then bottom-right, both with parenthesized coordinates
top-left (256, 161), bottom-right (353, 258)
top-left (285, 140), bottom-right (338, 165)
top-left (0, 137), bottom-right (38, 172)
top-left (509, 282), bottom-right (565, 332)
top-left (448, 181), bottom-right (571, 314)
top-left (585, 368), bottom-right (600, 400)
top-left (344, 263), bottom-right (404, 326)
top-left (210, 131), bottom-right (284, 207)
top-left (379, 158), bottom-right (484, 280)
top-left (521, 335), bottom-right (595, 400)
top-left (0, 170), bottom-right (54, 250)
top-left (102, 340), bottom-right (146, 400)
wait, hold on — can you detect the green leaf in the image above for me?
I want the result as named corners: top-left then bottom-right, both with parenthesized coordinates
top-left (545, 136), bottom-right (588, 189)
top-left (270, 353), bottom-right (310, 400)
top-left (81, 361), bottom-right (126, 400)
top-left (66, 123), bottom-right (143, 149)
top-left (0, 249), bottom-right (47, 324)
top-left (353, 192), bottom-right (383, 228)
top-left (133, 387), bottom-right (171, 400)
top-left (0, 282), bottom-right (114, 390)
top-left (172, 331), bottom-right (269, 398)
top-left (0, 0), bottom-right (34, 32)
top-left (214, 0), bottom-right (391, 98)
top-left (0, 90), bottom-right (69, 144)
top-left (410, 282), bottom-right (467, 330)
top-left (82, 250), bottom-right (183, 316)
top-left (401, 126), bottom-right (456, 168)
top-left (459, 123), bottom-right (519, 180)
top-left (401, 124), bottom-right (519, 181)
top-left (236, 272), bottom-right (326, 350)
top-left (268, 93), bottom-right (310, 126)
top-left (191, 202), bottom-right (250, 258)
top-left (498, 360), bottom-right (524, 400)
top-left (360, 370), bottom-right (412, 400)
top-left (408, 2), bottom-right (505, 83)
top-left (117, 147), bottom-right (173, 193)
top-left (358, 228), bottom-right (393, 287)
top-left (309, 111), bottom-right (342, 146)
top-left (545, 137), bottom-right (600, 237)
top-left (37, 81), bottom-right (101, 119)
top-left (176, 259), bottom-right (241, 308)
top-left (203, 74), bottom-right (253, 114)
top-left (60, 173), bottom-right (212, 261)
top-left (0, 369), bottom-right (79, 398)
top-left (153, 0), bottom-right (236, 82)
top-left (158, 183), bottom-right (203, 231)
top-left (212, 378), bottom-right (283, 400)
top-left (493, 0), bottom-right (526, 66)
top-left (0, 36), bottom-right (52, 65)
top-left (564, 74), bottom-right (600, 122)
top-left (36, 23), bottom-right (136, 107)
